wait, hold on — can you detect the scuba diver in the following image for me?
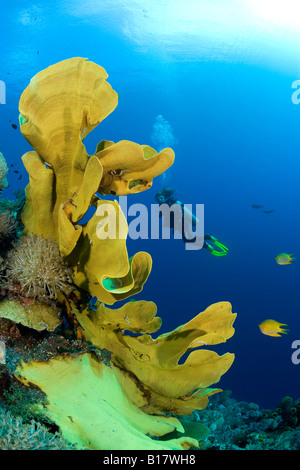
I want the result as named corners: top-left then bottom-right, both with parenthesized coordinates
top-left (155, 187), bottom-right (229, 256)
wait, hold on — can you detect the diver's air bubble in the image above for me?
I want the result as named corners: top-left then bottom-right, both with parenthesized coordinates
top-left (151, 114), bottom-right (177, 152)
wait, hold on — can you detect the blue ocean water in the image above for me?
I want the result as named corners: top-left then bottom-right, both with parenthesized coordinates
top-left (1, 0), bottom-right (300, 410)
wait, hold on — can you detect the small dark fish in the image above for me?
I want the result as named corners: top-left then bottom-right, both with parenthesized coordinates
top-left (10, 163), bottom-right (14, 167)
top-left (11, 123), bottom-right (17, 130)
top-left (13, 170), bottom-right (19, 174)
top-left (252, 204), bottom-right (264, 209)
top-left (264, 210), bottom-right (275, 214)
top-left (18, 174), bottom-right (22, 180)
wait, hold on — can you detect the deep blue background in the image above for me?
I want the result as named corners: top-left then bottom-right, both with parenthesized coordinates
top-left (1, 0), bottom-right (300, 409)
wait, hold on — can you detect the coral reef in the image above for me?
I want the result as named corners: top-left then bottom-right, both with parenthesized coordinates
top-left (0, 154), bottom-right (24, 257)
top-left (194, 392), bottom-right (300, 450)
top-left (2, 388), bottom-right (300, 450)
top-left (0, 210), bottom-right (18, 259)
top-left (0, 152), bottom-right (8, 191)
top-left (262, 396), bottom-right (300, 431)
top-left (0, 153), bottom-right (25, 264)
top-left (0, 58), bottom-right (237, 450)
top-left (0, 188), bottom-right (25, 221)
top-left (0, 403), bottom-right (76, 450)
top-left (0, 211), bottom-right (16, 242)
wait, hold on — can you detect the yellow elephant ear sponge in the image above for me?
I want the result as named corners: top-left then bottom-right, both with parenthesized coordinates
top-left (19, 57), bottom-right (118, 167)
top-left (75, 300), bottom-right (236, 415)
top-left (10, 58), bottom-right (238, 451)
top-left (19, 57), bottom-right (174, 240)
top-left (18, 58), bottom-right (174, 303)
top-left (96, 140), bottom-right (175, 195)
top-left (16, 353), bottom-right (200, 450)
top-left (19, 57), bottom-right (118, 240)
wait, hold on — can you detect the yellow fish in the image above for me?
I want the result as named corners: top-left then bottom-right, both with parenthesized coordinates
top-left (258, 319), bottom-right (288, 337)
top-left (275, 253), bottom-right (295, 265)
